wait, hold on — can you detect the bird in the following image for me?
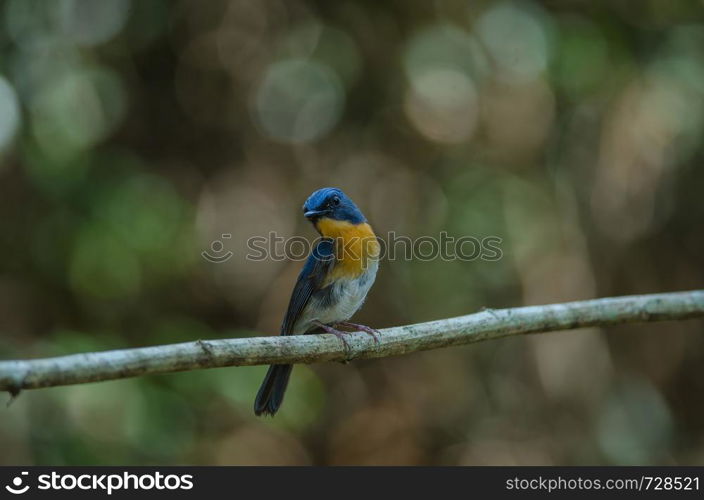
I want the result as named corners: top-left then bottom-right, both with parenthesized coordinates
top-left (254, 187), bottom-right (380, 416)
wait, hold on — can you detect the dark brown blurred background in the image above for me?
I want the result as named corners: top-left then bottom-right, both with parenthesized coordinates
top-left (0, 0), bottom-right (703, 465)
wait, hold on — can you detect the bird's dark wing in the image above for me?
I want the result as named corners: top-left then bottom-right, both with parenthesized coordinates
top-left (280, 238), bottom-right (335, 335)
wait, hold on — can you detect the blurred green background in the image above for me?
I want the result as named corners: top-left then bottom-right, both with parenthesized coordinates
top-left (1, 0), bottom-right (703, 465)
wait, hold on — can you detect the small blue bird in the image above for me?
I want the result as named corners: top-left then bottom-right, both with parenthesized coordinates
top-left (254, 187), bottom-right (380, 416)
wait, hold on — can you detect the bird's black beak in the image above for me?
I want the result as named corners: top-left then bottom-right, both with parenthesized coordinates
top-left (304, 209), bottom-right (330, 220)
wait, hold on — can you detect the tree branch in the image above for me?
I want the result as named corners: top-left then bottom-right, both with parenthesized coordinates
top-left (1, 290), bottom-right (703, 394)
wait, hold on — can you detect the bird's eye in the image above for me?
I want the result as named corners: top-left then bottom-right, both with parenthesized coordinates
top-left (331, 196), bottom-right (341, 206)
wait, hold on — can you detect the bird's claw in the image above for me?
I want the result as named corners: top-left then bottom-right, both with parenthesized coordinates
top-left (330, 331), bottom-right (352, 355)
top-left (313, 321), bottom-right (353, 357)
top-left (334, 322), bottom-right (381, 344)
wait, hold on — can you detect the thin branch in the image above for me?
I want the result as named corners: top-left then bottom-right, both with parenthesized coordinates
top-left (1, 290), bottom-right (703, 394)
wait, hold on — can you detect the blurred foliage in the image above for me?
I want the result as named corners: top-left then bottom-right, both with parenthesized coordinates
top-left (0, 0), bottom-right (703, 465)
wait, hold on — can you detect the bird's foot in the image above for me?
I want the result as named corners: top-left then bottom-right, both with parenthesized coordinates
top-left (312, 320), bottom-right (353, 353)
top-left (333, 322), bottom-right (381, 344)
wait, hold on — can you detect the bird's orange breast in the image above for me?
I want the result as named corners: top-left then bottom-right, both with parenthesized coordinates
top-left (315, 218), bottom-right (380, 281)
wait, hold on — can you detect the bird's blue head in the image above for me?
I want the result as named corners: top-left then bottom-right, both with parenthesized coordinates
top-left (303, 187), bottom-right (366, 226)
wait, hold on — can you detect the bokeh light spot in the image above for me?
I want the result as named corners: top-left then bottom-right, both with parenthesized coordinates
top-left (253, 58), bottom-right (344, 144)
top-left (597, 379), bottom-right (673, 464)
top-left (30, 67), bottom-right (127, 159)
top-left (476, 2), bottom-right (552, 83)
top-left (0, 76), bottom-right (21, 153)
top-left (281, 23), bottom-right (362, 88)
top-left (404, 68), bottom-right (479, 144)
top-left (403, 24), bottom-right (487, 83)
top-left (57, 0), bottom-right (131, 46)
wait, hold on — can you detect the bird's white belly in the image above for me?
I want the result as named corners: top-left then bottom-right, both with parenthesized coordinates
top-left (294, 259), bottom-right (378, 334)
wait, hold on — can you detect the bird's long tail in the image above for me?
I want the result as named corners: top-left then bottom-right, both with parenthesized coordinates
top-left (254, 364), bottom-right (293, 416)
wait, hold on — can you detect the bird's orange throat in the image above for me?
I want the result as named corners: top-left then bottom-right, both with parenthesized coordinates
top-left (315, 218), bottom-right (380, 280)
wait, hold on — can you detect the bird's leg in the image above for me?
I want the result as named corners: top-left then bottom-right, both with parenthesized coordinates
top-left (333, 322), bottom-right (381, 344)
top-left (312, 320), bottom-right (352, 353)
